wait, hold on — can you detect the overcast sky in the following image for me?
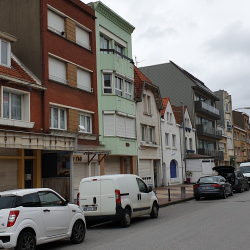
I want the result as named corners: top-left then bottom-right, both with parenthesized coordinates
top-left (97, 0), bottom-right (250, 115)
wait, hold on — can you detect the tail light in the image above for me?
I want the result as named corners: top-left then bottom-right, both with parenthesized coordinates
top-left (193, 185), bottom-right (200, 189)
top-left (212, 184), bottom-right (221, 188)
top-left (77, 193), bottom-right (79, 206)
top-left (115, 189), bottom-right (121, 204)
top-left (7, 211), bottom-right (19, 227)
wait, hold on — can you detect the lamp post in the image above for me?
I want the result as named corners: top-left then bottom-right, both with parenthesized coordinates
top-left (232, 107), bottom-right (250, 168)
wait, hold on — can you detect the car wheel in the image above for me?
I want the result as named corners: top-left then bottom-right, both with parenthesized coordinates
top-left (120, 208), bottom-right (131, 228)
top-left (15, 231), bottom-right (36, 250)
top-left (245, 184), bottom-right (249, 191)
top-left (229, 187), bottom-right (233, 196)
top-left (222, 189), bottom-right (227, 199)
top-left (195, 196), bottom-right (200, 201)
top-left (150, 202), bottom-right (159, 219)
top-left (70, 220), bottom-right (85, 244)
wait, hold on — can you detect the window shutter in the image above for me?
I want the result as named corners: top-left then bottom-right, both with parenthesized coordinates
top-left (126, 118), bottom-right (135, 138)
top-left (76, 26), bottom-right (90, 50)
top-left (116, 115), bottom-right (126, 137)
top-left (48, 10), bottom-right (65, 35)
top-left (104, 114), bottom-right (115, 136)
top-left (77, 68), bottom-right (92, 92)
top-left (49, 57), bottom-right (67, 84)
top-left (227, 138), bottom-right (232, 149)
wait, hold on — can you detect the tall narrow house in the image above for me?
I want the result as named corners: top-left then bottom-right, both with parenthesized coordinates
top-left (89, 1), bottom-right (137, 175)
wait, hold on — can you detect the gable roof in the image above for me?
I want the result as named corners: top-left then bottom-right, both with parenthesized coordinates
top-left (134, 66), bottom-right (163, 110)
top-left (171, 105), bottom-right (193, 128)
top-left (0, 54), bottom-right (45, 90)
top-left (161, 97), bottom-right (170, 116)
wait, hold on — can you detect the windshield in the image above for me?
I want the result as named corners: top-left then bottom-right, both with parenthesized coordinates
top-left (240, 166), bottom-right (250, 173)
top-left (198, 176), bottom-right (219, 183)
top-left (0, 196), bottom-right (15, 210)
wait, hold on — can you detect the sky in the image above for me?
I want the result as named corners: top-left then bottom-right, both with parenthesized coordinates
top-left (95, 0), bottom-right (250, 115)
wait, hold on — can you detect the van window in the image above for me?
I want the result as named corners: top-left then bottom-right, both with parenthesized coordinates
top-left (0, 196), bottom-right (15, 210)
top-left (81, 181), bottom-right (100, 196)
top-left (136, 178), bottom-right (148, 193)
top-left (240, 166), bottom-right (250, 173)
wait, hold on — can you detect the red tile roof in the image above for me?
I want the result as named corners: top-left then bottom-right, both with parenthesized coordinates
top-left (134, 65), bottom-right (153, 99)
top-left (0, 58), bottom-right (37, 84)
top-left (161, 97), bottom-right (170, 116)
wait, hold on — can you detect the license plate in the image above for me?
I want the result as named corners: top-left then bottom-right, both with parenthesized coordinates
top-left (202, 187), bottom-right (210, 189)
top-left (83, 206), bottom-right (97, 211)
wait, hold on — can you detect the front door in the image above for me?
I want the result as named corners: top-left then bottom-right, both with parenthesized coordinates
top-left (38, 191), bottom-right (70, 237)
top-left (136, 178), bottom-right (151, 215)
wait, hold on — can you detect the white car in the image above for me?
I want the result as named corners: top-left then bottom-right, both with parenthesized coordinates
top-left (0, 188), bottom-right (86, 250)
top-left (78, 174), bottom-right (159, 228)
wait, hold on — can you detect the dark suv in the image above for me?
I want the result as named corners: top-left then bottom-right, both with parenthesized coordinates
top-left (213, 166), bottom-right (249, 193)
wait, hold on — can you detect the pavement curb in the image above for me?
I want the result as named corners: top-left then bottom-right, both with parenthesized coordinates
top-left (159, 197), bottom-right (194, 208)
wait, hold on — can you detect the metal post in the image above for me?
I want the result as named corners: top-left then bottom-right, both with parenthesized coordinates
top-left (181, 101), bottom-right (186, 183)
top-left (70, 151), bottom-right (74, 203)
top-left (181, 186), bottom-right (186, 199)
top-left (168, 188), bottom-right (171, 201)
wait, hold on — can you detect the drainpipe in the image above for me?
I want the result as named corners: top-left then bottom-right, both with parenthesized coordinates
top-left (181, 101), bottom-right (186, 183)
top-left (159, 110), bottom-right (164, 186)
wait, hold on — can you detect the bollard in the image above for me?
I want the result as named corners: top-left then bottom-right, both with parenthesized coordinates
top-left (168, 188), bottom-right (171, 201)
top-left (181, 186), bottom-right (186, 199)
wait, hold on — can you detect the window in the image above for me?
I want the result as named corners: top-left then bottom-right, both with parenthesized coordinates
top-left (136, 178), bottom-right (148, 193)
top-left (170, 113), bottom-right (172, 123)
top-left (185, 118), bottom-right (189, 127)
top-left (19, 193), bottom-right (41, 207)
top-left (147, 96), bottom-right (151, 114)
top-left (3, 91), bottom-right (21, 120)
top-left (125, 81), bottom-right (132, 99)
top-left (79, 113), bottom-right (92, 133)
top-left (103, 74), bottom-right (112, 94)
top-left (165, 133), bottom-right (169, 146)
top-left (38, 191), bottom-right (64, 207)
top-left (141, 125), bottom-right (146, 141)
top-left (116, 115), bottom-right (135, 138)
top-left (77, 68), bottom-right (92, 92)
top-left (48, 10), bottom-right (65, 36)
top-left (100, 34), bottom-right (109, 53)
top-left (167, 112), bottom-right (169, 122)
top-left (103, 114), bottom-right (115, 136)
top-left (149, 127), bottom-right (154, 143)
top-left (189, 138), bottom-right (193, 150)
top-left (143, 94), bottom-right (151, 115)
top-left (0, 39), bottom-right (10, 66)
top-left (49, 56), bottom-right (67, 84)
top-left (50, 107), bottom-right (67, 130)
top-left (243, 135), bottom-right (245, 142)
top-left (225, 102), bottom-right (229, 112)
top-left (172, 134), bottom-right (176, 148)
top-left (76, 26), bottom-right (90, 50)
top-left (115, 76), bottom-right (123, 96)
top-left (185, 137), bottom-right (188, 149)
top-left (115, 43), bottom-right (123, 57)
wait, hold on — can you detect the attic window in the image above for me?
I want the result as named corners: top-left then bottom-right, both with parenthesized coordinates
top-left (0, 39), bottom-right (11, 67)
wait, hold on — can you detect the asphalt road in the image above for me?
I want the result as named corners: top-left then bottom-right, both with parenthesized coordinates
top-left (36, 191), bottom-right (250, 250)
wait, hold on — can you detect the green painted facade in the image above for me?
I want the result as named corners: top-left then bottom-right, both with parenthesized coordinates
top-left (91, 1), bottom-right (137, 156)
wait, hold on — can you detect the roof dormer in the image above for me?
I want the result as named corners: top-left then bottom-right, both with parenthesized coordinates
top-left (0, 31), bottom-right (18, 68)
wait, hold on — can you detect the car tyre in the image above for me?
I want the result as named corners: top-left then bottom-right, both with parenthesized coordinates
top-left (70, 220), bottom-right (85, 244)
top-left (222, 189), bottom-right (227, 199)
top-left (150, 202), bottom-right (159, 219)
top-left (15, 231), bottom-right (36, 250)
top-left (195, 196), bottom-right (200, 201)
top-left (229, 187), bottom-right (233, 196)
top-left (120, 208), bottom-right (131, 228)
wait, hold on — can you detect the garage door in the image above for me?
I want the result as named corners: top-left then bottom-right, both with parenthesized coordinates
top-left (105, 156), bottom-right (121, 175)
top-left (74, 163), bottom-right (88, 189)
top-left (0, 160), bottom-right (18, 191)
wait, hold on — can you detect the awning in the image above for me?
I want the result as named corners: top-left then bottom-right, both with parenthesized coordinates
top-left (77, 145), bottom-right (111, 155)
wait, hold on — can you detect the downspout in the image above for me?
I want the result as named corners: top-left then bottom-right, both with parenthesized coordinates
top-left (160, 112), bottom-right (164, 186)
top-left (181, 101), bottom-right (186, 183)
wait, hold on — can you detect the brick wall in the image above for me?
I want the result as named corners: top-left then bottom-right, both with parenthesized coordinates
top-left (67, 63), bottom-right (77, 88)
top-left (65, 18), bottom-right (76, 43)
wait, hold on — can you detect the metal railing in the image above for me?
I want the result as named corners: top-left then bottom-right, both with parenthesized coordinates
top-left (100, 49), bottom-right (134, 64)
top-left (198, 148), bottom-right (224, 160)
top-left (201, 102), bottom-right (220, 115)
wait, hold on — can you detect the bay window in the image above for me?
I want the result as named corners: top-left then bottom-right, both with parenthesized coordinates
top-left (50, 107), bottom-right (67, 130)
top-left (103, 74), bottom-right (112, 94)
top-left (115, 76), bottom-right (123, 96)
top-left (100, 34), bottom-right (109, 54)
top-left (125, 81), bottom-right (132, 99)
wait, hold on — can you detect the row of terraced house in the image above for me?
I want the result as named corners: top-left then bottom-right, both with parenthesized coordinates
top-left (0, 0), bottom-right (248, 202)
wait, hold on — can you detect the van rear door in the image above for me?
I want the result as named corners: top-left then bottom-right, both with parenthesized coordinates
top-left (79, 179), bottom-right (101, 216)
top-left (100, 177), bottom-right (116, 215)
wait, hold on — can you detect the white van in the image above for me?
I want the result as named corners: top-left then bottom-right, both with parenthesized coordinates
top-left (240, 162), bottom-right (250, 183)
top-left (77, 174), bottom-right (159, 227)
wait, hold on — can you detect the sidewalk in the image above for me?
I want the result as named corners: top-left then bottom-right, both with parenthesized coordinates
top-left (153, 184), bottom-right (194, 208)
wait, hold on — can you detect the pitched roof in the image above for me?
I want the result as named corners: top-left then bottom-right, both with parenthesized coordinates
top-left (171, 105), bottom-right (193, 128)
top-left (161, 97), bottom-right (170, 116)
top-left (0, 54), bottom-right (44, 90)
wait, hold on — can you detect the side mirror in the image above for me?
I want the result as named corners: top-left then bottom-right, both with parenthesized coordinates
top-left (63, 199), bottom-right (70, 205)
top-left (148, 185), bottom-right (153, 192)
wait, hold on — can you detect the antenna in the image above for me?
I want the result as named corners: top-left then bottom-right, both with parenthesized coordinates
top-left (134, 56), bottom-right (146, 67)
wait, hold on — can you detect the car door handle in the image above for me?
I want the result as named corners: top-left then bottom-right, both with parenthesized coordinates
top-left (137, 194), bottom-right (141, 200)
top-left (43, 209), bottom-right (50, 212)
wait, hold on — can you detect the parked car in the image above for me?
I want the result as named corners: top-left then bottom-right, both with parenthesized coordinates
top-left (240, 162), bottom-right (250, 183)
top-left (193, 175), bottom-right (233, 200)
top-left (0, 188), bottom-right (86, 250)
top-left (78, 174), bottom-right (159, 228)
top-left (213, 166), bottom-right (249, 192)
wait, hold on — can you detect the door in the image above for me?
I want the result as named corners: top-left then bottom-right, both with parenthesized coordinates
top-left (38, 191), bottom-right (70, 237)
top-left (136, 178), bottom-right (151, 215)
top-left (25, 160), bottom-right (33, 188)
top-left (100, 178), bottom-right (116, 215)
top-left (170, 160), bottom-right (177, 179)
top-left (79, 179), bottom-right (101, 216)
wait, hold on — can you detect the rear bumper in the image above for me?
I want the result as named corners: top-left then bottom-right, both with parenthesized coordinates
top-left (194, 189), bottom-right (222, 197)
top-left (0, 233), bottom-right (17, 249)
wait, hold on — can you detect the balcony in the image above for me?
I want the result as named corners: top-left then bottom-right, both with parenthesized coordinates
top-left (195, 101), bottom-right (220, 120)
top-left (198, 148), bottom-right (224, 160)
top-left (100, 49), bottom-right (134, 63)
top-left (196, 124), bottom-right (222, 140)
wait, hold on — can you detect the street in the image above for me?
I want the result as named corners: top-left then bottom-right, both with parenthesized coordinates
top-left (35, 191), bottom-right (250, 250)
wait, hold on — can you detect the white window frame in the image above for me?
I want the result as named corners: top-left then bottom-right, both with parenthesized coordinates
top-left (165, 133), bottom-right (169, 147)
top-left (189, 138), bottom-right (193, 150)
top-left (0, 38), bottom-right (11, 67)
top-left (103, 73), bottom-right (112, 94)
top-left (114, 43), bottom-right (124, 57)
top-left (76, 25), bottom-right (91, 50)
top-left (172, 134), bottom-right (176, 148)
top-left (78, 113), bottom-right (92, 134)
top-left (141, 125), bottom-right (146, 142)
top-left (149, 127), bottom-right (154, 143)
top-left (125, 81), bottom-right (132, 100)
top-left (167, 112), bottom-right (169, 122)
top-left (115, 76), bottom-right (123, 97)
top-left (50, 106), bottom-right (67, 130)
top-left (225, 102), bottom-right (229, 112)
top-left (47, 9), bottom-right (65, 37)
top-left (77, 67), bottom-right (92, 92)
top-left (100, 34), bottom-right (110, 54)
top-left (49, 56), bottom-right (67, 84)
top-left (103, 113), bottom-right (115, 136)
top-left (170, 113), bottom-right (173, 123)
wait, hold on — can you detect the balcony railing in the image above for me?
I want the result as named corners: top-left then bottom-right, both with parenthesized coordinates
top-left (195, 101), bottom-right (220, 120)
top-left (100, 49), bottom-right (134, 64)
top-left (198, 148), bottom-right (224, 160)
top-left (196, 124), bottom-right (222, 140)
